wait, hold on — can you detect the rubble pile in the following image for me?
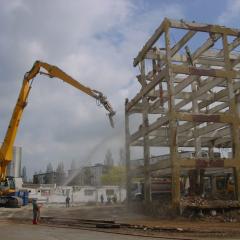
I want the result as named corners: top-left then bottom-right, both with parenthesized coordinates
top-left (181, 196), bottom-right (240, 209)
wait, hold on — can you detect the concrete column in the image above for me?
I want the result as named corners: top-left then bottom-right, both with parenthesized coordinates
top-left (140, 60), bottom-right (151, 204)
top-left (125, 98), bottom-right (131, 204)
top-left (165, 24), bottom-right (180, 209)
top-left (211, 176), bottom-right (217, 196)
top-left (208, 146), bottom-right (214, 159)
top-left (143, 116), bottom-right (151, 203)
top-left (223, 34), bottom-right (240, 200)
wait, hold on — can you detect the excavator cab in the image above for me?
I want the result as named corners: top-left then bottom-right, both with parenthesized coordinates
top-left (0, 177), bottom-right (23, 207)
top-left (0, 176), bottom-right (16, 195)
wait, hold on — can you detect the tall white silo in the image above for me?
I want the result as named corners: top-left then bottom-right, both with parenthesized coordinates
top-left (6, 146), bottom-right (22, 177)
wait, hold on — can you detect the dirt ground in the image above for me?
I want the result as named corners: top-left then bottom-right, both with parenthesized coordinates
top-left (1, 203), bottom-right (240, 239)
top-left (0, 221), bottom-right (166, 240)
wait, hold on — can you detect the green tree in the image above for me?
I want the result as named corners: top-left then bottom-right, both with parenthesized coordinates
top-left (119, 148), bottom-right (125, 166)
top-left (83, 167), bottom-right (92, 185)
top-left (101, 166), bottom-right (126, 186)
top-left (21, 166), bottom-right (27, 182)
top-left (56, 161), bottom-right (64, 173)
top-left (71, 159), bottom-right (77, 170)
top-left (56, 161), bottom-right (65, 186)
top-left (104, 149), bottom-right (114, 166)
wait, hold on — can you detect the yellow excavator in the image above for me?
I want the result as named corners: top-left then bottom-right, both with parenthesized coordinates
top-left (0, 60), bottom-right (115, 207)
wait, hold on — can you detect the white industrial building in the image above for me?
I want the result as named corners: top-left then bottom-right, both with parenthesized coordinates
top-left (27, 184), bottom-right (126, 204)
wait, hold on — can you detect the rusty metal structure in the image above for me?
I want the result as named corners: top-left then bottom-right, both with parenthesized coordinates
top-left (125, 18), bottom-right (240, 209)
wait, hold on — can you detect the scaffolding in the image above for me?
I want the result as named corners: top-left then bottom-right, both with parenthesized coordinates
top-left (125, 18), bottom-right (240, 209)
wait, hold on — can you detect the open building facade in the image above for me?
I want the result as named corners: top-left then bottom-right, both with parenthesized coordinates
top-left (125, 18), bottom-right (240, 209)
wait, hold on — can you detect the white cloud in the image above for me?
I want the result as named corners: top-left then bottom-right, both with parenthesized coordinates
top-left (0, 0), bottom-right (185, 177)
top-left (218, 0), bottom-right (240, 25)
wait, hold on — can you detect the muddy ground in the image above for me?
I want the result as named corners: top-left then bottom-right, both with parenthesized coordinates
top-left (1, 203), bottom-right (240, 239)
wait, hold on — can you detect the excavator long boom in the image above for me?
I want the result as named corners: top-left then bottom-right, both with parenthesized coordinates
top-left (0, 60), bottom-right (115, 181)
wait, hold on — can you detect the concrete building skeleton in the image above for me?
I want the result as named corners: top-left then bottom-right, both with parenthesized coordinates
top-left (125, 18), bottom-right (240, 209)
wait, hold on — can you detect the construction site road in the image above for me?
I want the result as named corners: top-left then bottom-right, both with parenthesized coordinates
top-left (0, 221), bottom-right (172, 240)
top-left (1, 204), bottom-right (240, 239)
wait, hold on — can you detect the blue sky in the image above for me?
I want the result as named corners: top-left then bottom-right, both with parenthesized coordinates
top-left (140, 0), bottom-right (236, 26)
top-left (148, 0), bottom-right (226, 24)
top-left (0, 0), bottom-right (239, 178)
